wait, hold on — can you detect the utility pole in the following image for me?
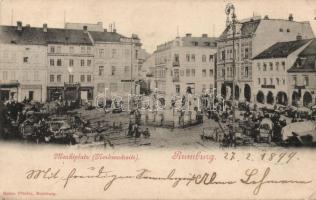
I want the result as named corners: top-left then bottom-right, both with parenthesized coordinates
top-left (225, 3), bottom-right (237, 124)
top-left (130, 37), bottom-right (133, 95)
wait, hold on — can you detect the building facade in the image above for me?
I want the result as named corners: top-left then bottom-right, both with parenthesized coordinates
top-left (90, 32), bottom-right (142, 99)
top-left (145, 34), bottom-right (217, 103)
top-left (216, 15), bottom-right (314, 102)
top-left (0, 23), bottom-right (47, 102)
top-left (252, 37), bottom-right (312, 106)
top-left (46, 26), bottom-right (95, 103)
top-left (0, 21), bottom-right (144, 104)
top-left (288, 39), bottom-right (316, 107)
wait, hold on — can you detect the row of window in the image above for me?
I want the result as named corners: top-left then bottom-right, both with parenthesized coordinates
top-left (49, 58), bottom-right (92, 67)
top-left (156, 53), bottom-right (215, 65)
top-left (220, 67), bottom-right (249, 78)
top-left (49, 74), bottom-right (92, 83)
top-left (292, 75), bottom-right (309, 86)
top-left (184, 54), bottom-right (214, 63)
top-left (259, 77), bottom-right (286, 86)
top-left (2, 71), bottom-right (40, 81)
top-left (219, 47), bottom-right (250, 61)
top-left (173, 69), bottom-right (213, 77)
top-left (98, 48), bottom-right (138, 59)
top-left (257, 61), bottom-right (286, 71)
top-left (49, 46), bottom-right (92, 54)
top-left (98, 66), bottom-right (133, 76)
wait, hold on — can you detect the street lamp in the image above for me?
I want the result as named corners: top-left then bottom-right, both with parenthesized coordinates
top-left (225, 3), bottom-right (237, 124)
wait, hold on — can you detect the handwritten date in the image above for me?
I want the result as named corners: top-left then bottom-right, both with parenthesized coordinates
top-left (223, 151), bottom-right (297, 164)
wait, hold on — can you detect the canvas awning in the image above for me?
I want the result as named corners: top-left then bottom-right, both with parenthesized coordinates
top-left (0, 82), bottom-right (20, 88)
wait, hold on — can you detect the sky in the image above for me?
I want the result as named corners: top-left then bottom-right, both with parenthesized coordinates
top-left (0, 0), bottom-right (316, 53)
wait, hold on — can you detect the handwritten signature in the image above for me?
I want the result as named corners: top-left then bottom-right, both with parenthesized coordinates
top-left (25, 167), bottom-right (311, 195)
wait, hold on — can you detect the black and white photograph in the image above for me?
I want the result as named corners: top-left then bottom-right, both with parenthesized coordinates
top-left (0, 0), bottom-right (316, 199)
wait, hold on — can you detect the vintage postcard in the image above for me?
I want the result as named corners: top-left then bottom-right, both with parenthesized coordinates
top-left (0, 0), bottom-right (316, 199)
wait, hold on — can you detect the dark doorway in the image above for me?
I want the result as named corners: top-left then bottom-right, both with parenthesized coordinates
top-left (235, 85), bottom-right (240, 100)
top-left (0, 90), bottom-right (9, 101)
top-left (276, 92), bottom-right (288, 106)
top-left (267, 91), bottom-right (274, 104)
top-left (303, 92), bottom-right (312, 106)
top-left (186, 86), bottom-right (192, 94)
top-left (221, 84), bottom-right (226, 98)
top-left (244, 84), bottom-right (251, 102)
top-left (28, 91), bottom-right (34, 101)
top-left (292, 91), bottom-right (300, 106)
top-left (256, 91), bottom-right (264, 103)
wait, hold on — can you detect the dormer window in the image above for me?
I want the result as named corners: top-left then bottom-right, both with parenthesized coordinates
top-left (287, 29), bottom-right (290, 32)
top-left (279, 28), bottom-right (283, 32)
top-left (192, 41), bottom-right (198, 46)
top-left (297, 57), bottom-right (306, 67)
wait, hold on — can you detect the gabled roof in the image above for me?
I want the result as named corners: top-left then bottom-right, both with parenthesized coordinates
top-left (253, 39), bottom-right (312, 60)
top-left (288, 55), bottom-right (316, 72)
top-left (298, 39), bottom-right (316, 56)
top-left (45, 28), bottom-right (92, 45)
top-left (0, 25), bottom-right (93, 45)
top-left (89, 31), bottom-right (127, 42)
top-left (0, 25), bottom-right (132, 45)
top-left (288, 39), bottom-right (316, 73)
top-left (219, 19), bottom-right (261, 40)
top-left (0, 26), bottom-right (46, 45)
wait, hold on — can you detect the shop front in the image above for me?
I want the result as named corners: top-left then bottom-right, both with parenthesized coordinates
top-left (20, 84), bottom-right (43, 102)
top-left (80, 86), bottom-right (94, 104)
top-left (47, 86), bottom-right (64, 102)
top-left (0, 82), bottom-right (20, 101)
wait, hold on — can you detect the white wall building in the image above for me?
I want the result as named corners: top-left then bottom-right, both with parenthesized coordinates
top-left (252, 37), bottom-right (312, 106)
top-left (216, 14), bottom-right (314, 102)
top-left (0, 22), bottom-right (47, 102)
top-left (144, 34), bottom-right (217, 104)
top-left (46, 26), bottom-right (95, 103)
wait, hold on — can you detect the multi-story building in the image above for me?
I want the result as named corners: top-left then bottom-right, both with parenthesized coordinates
top-left (65, 22), bottom-right (143, 98)
top-left (90, 32), bottom-right (142, 98)
top-left (216, 15), bottom-right (314, 102)
top-left (252, 37), bottom-right (312, 106)
top-left (0, 22), bottom-right (47, 102)
top-left (288, 39), bottom-right (316, 107)
top-left (46, 25), bottom-right (95, 103)
top-left (146, 34), bottom-right (217, 103)
top-left (0, 21), bottom-right (144, 104)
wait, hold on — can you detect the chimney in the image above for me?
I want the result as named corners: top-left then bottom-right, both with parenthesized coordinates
top-left (289, 14), bottom-right (293, 21)
top-left (43, 23), bottom-right (48, 32)
top-left (296, 33), bottom-right (302, 40)
top-left (264, 15), bottom-right (269, 20)
top-left (17, 21), bottom-right (22, 31)
top-left (186, 33), bottom-right (192, 37)
top-left (83, 25), bottom-right (88, 33)
top-left (202, 33), bottom-right (208, 38)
